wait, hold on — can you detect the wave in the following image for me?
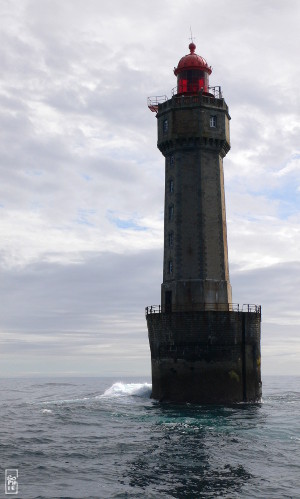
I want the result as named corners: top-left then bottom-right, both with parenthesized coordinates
top-left (99, 382), bottom-right (152, 399)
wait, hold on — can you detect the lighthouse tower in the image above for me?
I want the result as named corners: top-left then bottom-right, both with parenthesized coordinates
top-left (146, 43), bottom-right (262, 403)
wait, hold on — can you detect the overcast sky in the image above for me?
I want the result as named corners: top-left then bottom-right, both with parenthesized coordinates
top-left (0, 0), bottom-right (299, 378)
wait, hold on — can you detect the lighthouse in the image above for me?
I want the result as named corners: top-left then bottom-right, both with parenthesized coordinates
top-left (146, 43), bottom-right (262, 403)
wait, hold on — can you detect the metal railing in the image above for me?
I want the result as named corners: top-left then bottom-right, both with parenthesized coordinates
top-left (147, 95), bottom-right (168, 112)
top-left (147, 86), bottom-right (223, 113)
top-left (145, 305), bottom-right (162, 316)
top-left (208, 86), bottom-right (222, 99)
top-left (145, 303), bottom-right (261, 316)
top-left (242, 304), bottom-right (262, 314)
top-left (171, 85), bottom-right (222, 98)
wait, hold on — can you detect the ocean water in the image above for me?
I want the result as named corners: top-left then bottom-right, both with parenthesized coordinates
top-left (0, 376), bottom-right (299, 499)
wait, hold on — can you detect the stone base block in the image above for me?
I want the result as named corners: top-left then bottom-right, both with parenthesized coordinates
top-left (146, 310), bottom-right (261, 404)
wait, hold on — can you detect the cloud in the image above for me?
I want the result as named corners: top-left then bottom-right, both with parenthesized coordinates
top-left (0, 0), bottom-right (299, 376)
top-left (0, 250), bottom-right (160, 375)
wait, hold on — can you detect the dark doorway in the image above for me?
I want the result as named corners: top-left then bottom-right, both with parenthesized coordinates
top-left (165, 291), bottom-right (172, 313)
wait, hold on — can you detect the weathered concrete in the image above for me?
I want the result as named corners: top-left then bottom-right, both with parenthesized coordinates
top-left (147, 310), bottom-right (262, 404)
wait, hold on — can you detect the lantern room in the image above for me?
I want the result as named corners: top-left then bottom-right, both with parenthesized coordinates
top-left (174, 42), bottom-right (212, 95)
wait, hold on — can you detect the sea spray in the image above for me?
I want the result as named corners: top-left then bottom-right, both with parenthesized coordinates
top-left (99, 382), bottom-right (152, 399)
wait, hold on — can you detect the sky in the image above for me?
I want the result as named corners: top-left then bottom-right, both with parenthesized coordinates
top-left (0, 0), bottom-right (299, 378)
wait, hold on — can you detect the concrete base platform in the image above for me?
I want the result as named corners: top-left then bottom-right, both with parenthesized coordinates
top-left (146, 310), bottom-right (261, 404)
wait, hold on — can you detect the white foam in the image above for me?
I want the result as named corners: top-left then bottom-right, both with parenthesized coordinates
top-left (41, 409), bottom-right (52, 414)
top-left (99, 382), bottom-right (152, 399)
top-left (42, 397), bottom-right (90, 405)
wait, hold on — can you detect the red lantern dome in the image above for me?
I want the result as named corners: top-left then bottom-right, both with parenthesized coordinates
top-left (174, 43), bottom-right (212, 95)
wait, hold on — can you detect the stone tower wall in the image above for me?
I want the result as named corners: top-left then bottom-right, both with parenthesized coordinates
top-left (157, 95), bottom-right (232, 310)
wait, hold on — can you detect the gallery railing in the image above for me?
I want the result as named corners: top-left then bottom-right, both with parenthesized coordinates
top-left (145, 303), bottom-right (261, 316)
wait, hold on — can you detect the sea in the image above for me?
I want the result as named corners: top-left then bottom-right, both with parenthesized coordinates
top-left (0, 376), bottom-right (299, 499)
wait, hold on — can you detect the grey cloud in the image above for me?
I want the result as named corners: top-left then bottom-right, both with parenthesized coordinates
top-left (231, 262), bottom-right (300, 324)
top-left (0, 250), bottom-right (161, 330)
top-left (0, 252), bottom-right (298, 357)
top-left (0, 0), bottom-right (299, 375)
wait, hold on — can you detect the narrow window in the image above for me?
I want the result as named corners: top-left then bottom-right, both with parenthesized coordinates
top-left (168, 260), bottom-right (173, 274)
top-left (168, 232), bottom-right (174, 247)
top-left (168, 204), bottom-right (174, 221)
top-left (170, 155), bottom-right (174, 166)
top-left (210, 115), bottom-right (217, 128)
top-left (169, 179), bottom-right (174, 193)
top-left (163, 119), bottom-right (168, 133)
